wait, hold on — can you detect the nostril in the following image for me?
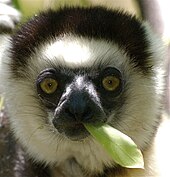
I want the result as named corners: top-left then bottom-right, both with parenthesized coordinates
top-left (82, 107), bottom-right (93, 121)
top-left (65, 107), bottom-right (75, 119)
top-left (64, 105), bottom-right (93, 122)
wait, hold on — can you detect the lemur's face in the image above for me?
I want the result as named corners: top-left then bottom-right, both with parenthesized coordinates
top-left (1, 7), bottom-right (164, 172)
top-left (35, 37), bottom-right (126, 141)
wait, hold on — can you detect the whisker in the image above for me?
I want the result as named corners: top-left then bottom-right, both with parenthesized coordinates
top-left (26, 125), bottom-right (45, 147)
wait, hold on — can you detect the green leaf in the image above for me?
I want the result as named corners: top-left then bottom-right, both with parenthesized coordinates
top-left (84, 124), bottom-right (144, 169)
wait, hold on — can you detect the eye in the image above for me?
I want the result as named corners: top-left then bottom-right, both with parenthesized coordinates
top-left (40, 78), bottom-right (58, 94)
top-left (102, 75), bottom-right (120, 91)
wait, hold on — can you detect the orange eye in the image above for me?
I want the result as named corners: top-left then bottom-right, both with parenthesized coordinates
top-left (40, 78), bottom-right (58, 94)
top-left (102, 76), bottom-right (120, 91)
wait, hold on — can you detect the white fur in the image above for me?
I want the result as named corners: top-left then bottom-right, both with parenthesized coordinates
top-left (0, 31), bottom-right (166, 176)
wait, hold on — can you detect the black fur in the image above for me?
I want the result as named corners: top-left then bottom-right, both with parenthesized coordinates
top-left (10, 6), bottom-right (152, 77)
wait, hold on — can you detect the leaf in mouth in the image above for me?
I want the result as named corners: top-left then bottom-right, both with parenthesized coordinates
top-left (84, 124), bottom-right (144, 169)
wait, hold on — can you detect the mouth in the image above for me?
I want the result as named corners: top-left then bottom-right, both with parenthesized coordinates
top-left (56, 123), bottom-right (90, 141)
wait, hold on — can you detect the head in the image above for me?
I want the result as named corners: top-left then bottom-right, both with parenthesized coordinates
top-left (0, 6), bottom-right (165, 173)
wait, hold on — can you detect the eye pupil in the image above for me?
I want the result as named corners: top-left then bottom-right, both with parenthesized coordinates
top-left (108, 80), bottom-right (113, 84)
top-left (48, 83), bottom-right (52, 88)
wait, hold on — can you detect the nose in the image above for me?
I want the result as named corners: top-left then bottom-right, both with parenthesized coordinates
top-left (65, 102), bottom-right (93, 122)
top-left (64, 92), bottom-right (94, 122)
top-left (53, 88), bottom-right (107, 141)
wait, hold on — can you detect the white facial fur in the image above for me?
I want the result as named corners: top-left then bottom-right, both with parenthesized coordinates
top-left (0, 31), bottom-right (164, 174)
